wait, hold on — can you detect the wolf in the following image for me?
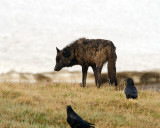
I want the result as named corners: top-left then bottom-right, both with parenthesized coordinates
top-left (54, 38), bottom-right (117, 88)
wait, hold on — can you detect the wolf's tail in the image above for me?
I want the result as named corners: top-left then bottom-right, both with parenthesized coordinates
top-left (107, 42), bottom-right (117, 86)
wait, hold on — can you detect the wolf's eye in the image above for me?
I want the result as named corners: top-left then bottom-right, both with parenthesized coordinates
top-left (63, 49), bottom-right (71, 58)
top-left (56, 57), bottom-right (61, 62)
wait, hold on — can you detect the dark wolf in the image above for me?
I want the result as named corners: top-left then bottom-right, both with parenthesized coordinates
top-left (66, 105), bottom-right (95, 128)
top-left (124, 78), bottom-right (138, 99)
top-left (54, 38), bottom-right (117, 88)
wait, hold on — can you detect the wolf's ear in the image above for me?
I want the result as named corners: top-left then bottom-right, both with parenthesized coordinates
top-left (56, 47), bottom-right (60, 53)
top-left (63, 49), bottom-right (71, 58)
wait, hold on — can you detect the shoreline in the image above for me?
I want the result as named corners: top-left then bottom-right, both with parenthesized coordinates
top-left (0, 69), bottom-right (159, 84)
top-left (0, 70), bottom-right (160, 92)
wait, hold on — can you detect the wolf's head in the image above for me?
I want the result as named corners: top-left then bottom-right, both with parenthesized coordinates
top-left (54, 47), bottom-right (76, 71)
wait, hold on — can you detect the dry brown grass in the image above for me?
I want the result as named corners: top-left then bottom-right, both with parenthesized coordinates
top-left (0, 81), bottom-right (160, 128)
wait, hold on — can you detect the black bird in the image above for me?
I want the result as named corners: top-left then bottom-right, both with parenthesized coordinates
top-left (124, 78), bottom-right (138, 99)
top-left (66, 105), bottom-right (95, 128)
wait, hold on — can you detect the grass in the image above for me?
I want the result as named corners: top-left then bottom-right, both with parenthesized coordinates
top-left (0, 81), bottom-right (160, 128)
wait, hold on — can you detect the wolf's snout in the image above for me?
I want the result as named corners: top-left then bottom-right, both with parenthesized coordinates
top-left (54, 64), bottom-right (62, 71)
top-left (54, 67), bottom-right (57, 71)
top-left (54, 66), bottom-right (58, 71)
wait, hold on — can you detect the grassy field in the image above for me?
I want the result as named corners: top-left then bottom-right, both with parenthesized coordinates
top-left (0, 81), bottom-right (160, 128)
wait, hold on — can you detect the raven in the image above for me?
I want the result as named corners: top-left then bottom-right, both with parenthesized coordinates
top-left (124, 78), bottom-right (138, 99)
top-left (66, 105), bottom-right (95, 128)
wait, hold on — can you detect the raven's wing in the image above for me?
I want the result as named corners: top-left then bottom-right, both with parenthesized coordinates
top-left (125, 86), bottom-right (138, 98)
top-left (67, 107), bottom-right (95, 128)
top-left (67, 114), bottom-right (95, 128)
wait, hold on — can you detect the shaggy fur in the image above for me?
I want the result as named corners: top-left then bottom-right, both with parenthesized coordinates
top-left (66, 105), bottom-right (95, 128)
top-left (124, 78), bottom-right (138, 99)
top-left (54, 38), bottom-right (117, 88)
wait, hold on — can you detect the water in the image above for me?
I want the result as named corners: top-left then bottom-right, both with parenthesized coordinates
top-left (138, 84), bottom-right (160, 92)
top-left (0, 0), bottom-right (160, 73)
